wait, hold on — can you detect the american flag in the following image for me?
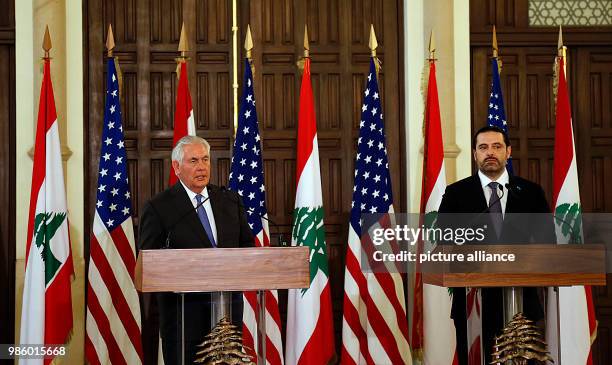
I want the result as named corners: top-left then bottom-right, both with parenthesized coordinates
top-left (341, 58), bottom-right (411, 364)
top-left (487, 57), bottom-right (513, 174)
top-left (85, 58), bottom-right (144, 365)
top-left (228, 58), bottom-right (284, 365)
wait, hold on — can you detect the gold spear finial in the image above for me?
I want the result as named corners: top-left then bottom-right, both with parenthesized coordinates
top-left (557, 25), bottom-right (565, 58)
top-left (557, 25), bottom-right (567, 77)
top-left (245, 24), bottom-right (253, 60)
top-left (178, 22), bottom-right (189, 58)
top-left (297, 24), bottom-right (310, 71)
top-left (106, 24), bottom-right (115, 58)
top-left (303, 24), bottom-right (310, 58)
top-left (42, 25), bottom-right (52, 58)
top-left (492, 25), bottom-right (499, 58)
top-left (428, 29), bottom-right (436, 61)
top-left (369, 24), bottom-right (378, 57)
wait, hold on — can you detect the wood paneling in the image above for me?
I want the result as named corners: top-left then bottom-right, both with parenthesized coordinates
top-left (471, 1), bottom-right (612, 363)
top-left (135, 247), bottom-right (310, 292)
top-left (0, 0), bottom-right (15, 356)
top-left (85, 0), bottom-right (403, 360)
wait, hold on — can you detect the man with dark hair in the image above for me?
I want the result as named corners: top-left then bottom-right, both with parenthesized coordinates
top-left (438, 126), bottom-right (554, 364)
top-left (138, 135), bottom-right (253, 363)
top-left (471, 125), bottom-right (511, 150)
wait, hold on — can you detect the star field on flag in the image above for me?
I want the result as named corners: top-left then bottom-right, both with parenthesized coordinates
top-left (229, 61), bottom-right (266, 233)
top-left (96, 65), bottom-right (132, 230)
top-left (351, 63), bottom-right (392, 232)
top-left (487, 57), bottom-right (513, 173)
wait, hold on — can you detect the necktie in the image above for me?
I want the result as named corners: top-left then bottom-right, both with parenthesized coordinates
top-left (196, 194), bottom-right (217, 247)
top-left (488, 181), bottom-right (503, 238)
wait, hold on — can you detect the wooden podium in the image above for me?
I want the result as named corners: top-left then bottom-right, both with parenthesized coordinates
top-left (135, 247), bottom-right (310, 364)
top-left (422, 244), bottom-right (606, 364)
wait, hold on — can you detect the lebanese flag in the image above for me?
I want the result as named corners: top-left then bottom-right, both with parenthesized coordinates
top-left (412, 60), bottom-right (458, 365)
top-left (20, 58), bottom-right (74, 365)
top-left (158, 59), bottom-right (197, 365)
top-left (169, 61), bottom-right (196, 185)
top-left (285, 57), bottom-right (335, 365)
top-left (546, 56), bottom-right (597, 365)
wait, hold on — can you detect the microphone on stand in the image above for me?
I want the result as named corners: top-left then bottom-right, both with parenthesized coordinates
top-left (163, 194), bottom-right (211, 249)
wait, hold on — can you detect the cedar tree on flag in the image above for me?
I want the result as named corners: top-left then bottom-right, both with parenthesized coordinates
top-left (285, 57), bottom-right (335, 365)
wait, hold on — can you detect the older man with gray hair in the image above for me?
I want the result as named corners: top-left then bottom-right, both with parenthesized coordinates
top-left (138, 135), bottom-right (253, 363)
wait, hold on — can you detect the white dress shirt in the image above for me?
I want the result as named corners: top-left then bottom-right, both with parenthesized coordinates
top-left (478, 169), bottom-right (509, 217)
top-left (180, 181), bottom-right (218, 243)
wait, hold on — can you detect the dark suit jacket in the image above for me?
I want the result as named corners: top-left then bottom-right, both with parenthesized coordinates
top-left (437, 174), bottom-right (554, 364)
top-left (138, 182), bottom-right (253, 364)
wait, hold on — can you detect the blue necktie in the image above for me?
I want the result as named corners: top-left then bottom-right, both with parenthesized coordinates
top-left (196, 194), bottom-right (217, 247)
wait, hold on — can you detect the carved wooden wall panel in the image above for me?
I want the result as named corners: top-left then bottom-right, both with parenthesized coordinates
top-left (86, 0), bottom-right (403, 359)
top-left (0, 0), bottom-right (15, 352)
top-left (575, 49), bottom-right (612, 212)
top-left (471, 1), bottom-right (612, 363)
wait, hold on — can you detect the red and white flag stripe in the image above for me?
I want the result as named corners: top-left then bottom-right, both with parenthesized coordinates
top-left (342, 211), bottom-right (412, 365)
top-left (466, 288), bottom-right (482, 365)
top-left (86, 216), bottom-right (143, 364)
top-left (20, 57), bottom-right (74, 365)
top-left (242, 223), bottom-right (284, 365)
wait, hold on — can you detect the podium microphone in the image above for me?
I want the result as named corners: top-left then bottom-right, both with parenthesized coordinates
top-left (164, 194), bottom-right (210, 249)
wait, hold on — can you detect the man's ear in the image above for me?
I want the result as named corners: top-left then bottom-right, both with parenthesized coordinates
top-left (473, 149), bottom-right (478, 162)
top-left (172, 160), bottom-right (180, 176)
top-left (506, 145), bottom-right (512, 157)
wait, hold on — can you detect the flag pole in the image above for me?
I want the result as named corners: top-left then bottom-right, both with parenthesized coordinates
top-left (232, 0), bottom-right (238, 139)
top-left (43, 25), bottom-right (52, 59)
top-left (106, 24), bottom-right (123, 99)
top-left (297, 24), bottom-right (309, 73)
top-left (492, 25), bottom-right (498, 59)
top-left (492, 25), bottom-right (502, 73)
top-left (242, 25), bottom-right (254, 139)
top-left (42, 25), bottom-right (53, 134)
top-left (106, 24), bottom-right (115, 58)
top-left (177, 23), bottom-right (189, 71)
top-left (427, 29), bottom-right (435, 62)
top-left (558, 26), bottom-right (567, 79)
top-left (304, 24), bottom-right (309, 59)
top-left (245, 24), bottom-right (253, 62)
top-left (369, 24), bottom-right (381, 77)
top-left (411, 30), bottom-right (437, 360)
top-left (244, 23), bottom-right (266, 362)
